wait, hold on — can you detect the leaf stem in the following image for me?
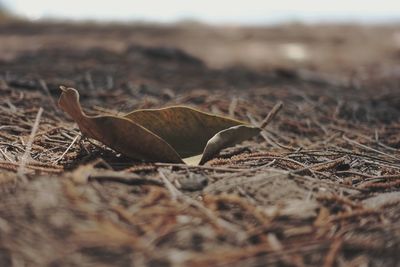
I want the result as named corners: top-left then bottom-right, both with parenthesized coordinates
top-left (260, 101), bottom-right (283, 129)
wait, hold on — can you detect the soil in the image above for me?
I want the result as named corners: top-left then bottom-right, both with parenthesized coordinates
top-left (0, 20), bottom-right (400, 266)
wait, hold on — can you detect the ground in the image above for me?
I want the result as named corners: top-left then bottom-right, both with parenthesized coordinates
top-left (0, 20), bottom-right (400, 266)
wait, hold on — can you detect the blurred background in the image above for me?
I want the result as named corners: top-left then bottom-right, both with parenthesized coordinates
top-left (1, 0), bottom-right (400, 24)
top-left (0, 0), bottom-right (399, 80)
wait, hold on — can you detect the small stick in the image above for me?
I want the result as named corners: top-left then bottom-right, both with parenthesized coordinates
top-left (360, 180), bottom-right (400, 190)
top-left (89, 171), bottom-right (163, 186)
top-left (154, 162), bottom-right (247, 172)
top-left (260, 101), bottom-right (283, 129)
top-left (54, 133), bottom-right (81, 164)
top-left (342, 135), bottom-right (400, 161)
top-left (158, 169), bottom-right (246, 238)
top-left (364, 174), bottom-right (400, 181)
top-left (0, 148), bottom-right (14, 162)
top-left (17, 107), bottom-right (43, 181)
top-left (335, 170), bottom-right (372, 178)
top-left (228, 97), bottom-right (238, 118)
top-left (39, 79), bottom-right (58, 111)
top-left (323, 238), bottom-right (343, 267)
top-left (158, 169), bottom-right (180, 200)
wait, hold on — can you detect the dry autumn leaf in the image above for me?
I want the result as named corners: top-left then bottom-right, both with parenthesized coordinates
top-left (58, 87), bottom-right (274, 165)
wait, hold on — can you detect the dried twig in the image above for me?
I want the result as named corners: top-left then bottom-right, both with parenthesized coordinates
top-left (342, 135), bottom-right (400, 161)
top-left (228, 97), bottom-right (238, 118)
top-left (158, 169), bottom-right (247, 239)
top-left (158, 169), bottom-right (180, 200)
top-left (89, 171), bottom-right (163, 186)
top-left (260, 101), bottom-right (283, 129)
top-left (39, 79), bottom-right (58, 111)
top-left (323, 238), bottom-right (343, 267)
top-left (17, 107), bottom-right (43, 181)
top-left (0, 147), bottom-right (14, 162)
top-left (54, 133), bottom-right (81, 164)
top-left (154, 162), bottom-right (247, 172)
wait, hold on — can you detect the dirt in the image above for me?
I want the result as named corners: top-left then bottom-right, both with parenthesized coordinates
top-left (0, 20), bottom-right (400, 266)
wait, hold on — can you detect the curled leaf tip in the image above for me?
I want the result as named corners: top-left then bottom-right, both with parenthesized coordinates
top-left (58, 87), bottom-right (85, 122)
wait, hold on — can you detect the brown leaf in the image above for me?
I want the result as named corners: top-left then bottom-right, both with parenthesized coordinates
top-left (58, 87), bottom-right (260, 164)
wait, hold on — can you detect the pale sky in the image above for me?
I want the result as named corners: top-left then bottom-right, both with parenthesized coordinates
top-left (3, 0), bottom-right (400, 24)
